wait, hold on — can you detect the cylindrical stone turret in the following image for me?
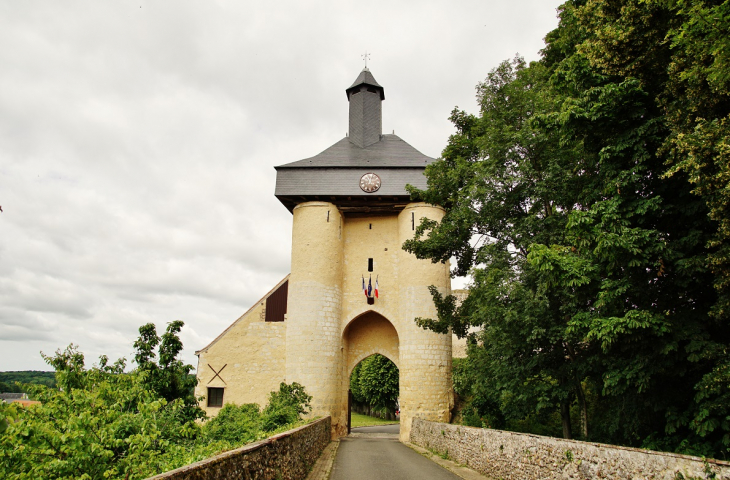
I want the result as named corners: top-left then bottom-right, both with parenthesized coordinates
top-left (397, 202), bottom-right (453, 442)
top-left (285, 202), bottom-right (344, 427)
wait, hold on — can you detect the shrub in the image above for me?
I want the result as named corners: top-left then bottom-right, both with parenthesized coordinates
top-left (261, 382), bottom-right (311, 431)
top-left (203, 403), bottom-right (262, 444)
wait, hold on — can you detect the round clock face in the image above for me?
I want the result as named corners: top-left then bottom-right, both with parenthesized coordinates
top-left (360, 173), bottom-right (381, 193)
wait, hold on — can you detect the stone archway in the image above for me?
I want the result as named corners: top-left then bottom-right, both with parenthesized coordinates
top-left (339, 311), bottom-right (399, 435)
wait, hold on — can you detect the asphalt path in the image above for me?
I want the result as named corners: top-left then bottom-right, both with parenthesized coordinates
top-left (330, 424), bottom-right (461, 480)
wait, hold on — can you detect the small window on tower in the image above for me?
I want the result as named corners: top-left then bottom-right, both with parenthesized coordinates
top-left (368, 258), bottom-right (373, 272)
top-left (207, 387), bottom-right (224, 407)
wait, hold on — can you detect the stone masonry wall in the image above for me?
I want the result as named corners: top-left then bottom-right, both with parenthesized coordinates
top-left (410, 418), bottom-right (730, 480)
top-left (287, 202), bottom-right (344, 434)
top-left (396, 204), bottom-right (453, 442)
top-left (195, 278), bottom-right (287, 418)
top-left (146, 417), bottom-right (331, 480)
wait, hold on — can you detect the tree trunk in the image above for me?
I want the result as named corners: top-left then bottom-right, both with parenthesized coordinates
top-left (575, 381), bottom-right (588, 439)
top-left (560, 400), bottom-right (573, 439)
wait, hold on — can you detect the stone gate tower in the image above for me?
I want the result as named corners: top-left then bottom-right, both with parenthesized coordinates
top-left (195, 68), bottom-right (453, 441)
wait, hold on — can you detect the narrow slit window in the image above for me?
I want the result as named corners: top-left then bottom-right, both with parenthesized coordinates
top-left (368, 258), bottom-right (373, 272)
top-left (369, 223), bottom-right (372, 229)
top-left (411, 212), bottom-right (415, 230)
top-left (327, 211), bottom-right (330, 222)
top-left (207, 387), bottom-right (224, 407)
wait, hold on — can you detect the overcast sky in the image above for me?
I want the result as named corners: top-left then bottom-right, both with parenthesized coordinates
top-left (0, 0), bottom-right (563, 372)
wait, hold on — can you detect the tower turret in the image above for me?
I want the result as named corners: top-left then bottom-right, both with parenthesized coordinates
top-left (345, 68), bottom-right (384, 148)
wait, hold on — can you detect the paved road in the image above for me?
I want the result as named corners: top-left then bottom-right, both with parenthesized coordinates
top-left (330, 425), bottom-right (461, 480)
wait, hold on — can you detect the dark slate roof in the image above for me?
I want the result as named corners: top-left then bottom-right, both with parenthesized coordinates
top-left (275, 134), bottom-right (435, 169)
top-left (275, 167), bottom-right (428, 197)
top-left (346, 67), bottom-right (384, 100)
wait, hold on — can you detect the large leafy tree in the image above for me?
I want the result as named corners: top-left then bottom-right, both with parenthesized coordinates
top-left (349, 354), bottom-right (399, 413)
top-left (406, 0), bottom-right (730, 455)
top-left (1, 340), bottom-right (314, 479)
top-left (133, 321), bottom-right (204, 422)
top-left (0, 345), bottom-right (199, 480)
top-left (406, 55), bottom-right (593, 439)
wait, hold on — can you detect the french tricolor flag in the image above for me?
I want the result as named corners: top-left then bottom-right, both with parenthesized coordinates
top-left (375, 276), bottom-right (379, 298)
top-left (362, 276), bottom-right (367, 297)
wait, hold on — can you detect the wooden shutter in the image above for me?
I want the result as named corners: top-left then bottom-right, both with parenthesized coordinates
top-left (265, 280), bottom-right (288, 322)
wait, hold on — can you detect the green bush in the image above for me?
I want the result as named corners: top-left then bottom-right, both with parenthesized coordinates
top-left (203, 403), bottom-right (262, 443)
top-left (261, 382), bottom-right (311, 431)
top-left (0, 333), bottom-right (315, 479)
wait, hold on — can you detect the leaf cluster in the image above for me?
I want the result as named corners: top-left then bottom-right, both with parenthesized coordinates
top-left (133, 321), bottom-right (204, 423)
top-left (407, 0), bottom-right (730, 457)
top-left (0, 328), bottom-right (314, 479)
top-left (349, 354), bottom-right (399, 412)
top-left (0, 372), bottom-right (55, 394)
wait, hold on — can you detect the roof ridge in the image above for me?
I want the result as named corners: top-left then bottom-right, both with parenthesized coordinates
top-left (275, 134), bottom-right (435, 169)
top-left (195, 275), bottom-right (291, 355)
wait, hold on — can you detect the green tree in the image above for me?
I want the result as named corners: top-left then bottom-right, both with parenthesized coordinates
top-left (133, 321), bottom-right (204, 422)
top-left (0, 372), bottom-right (56, 394)
top-left (0, 345), bottom-right (198, 480)
top-left (406, 0), bottom-right (730, 456)
top-left (261, 382), bottom-right (312, 431)
top-left (349, 362), bottom-right (366, 403)
top-left (203, 403), bottom-right (262, 444)
top-left (0, 341), bottom-right (315, 479)
top-left (405, 55), bottom-right (591, 439)
top-left (349, 354), bottom-right (399, 413)
top-left (559, 0), bottom-right (730, 454)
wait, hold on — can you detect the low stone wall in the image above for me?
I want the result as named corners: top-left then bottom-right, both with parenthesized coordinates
top-left (410, 418), bottom-right (730, 480)
top-left (147, 416), bottom-right (331, 480)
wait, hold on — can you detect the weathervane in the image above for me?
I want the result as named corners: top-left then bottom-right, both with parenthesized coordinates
top-left (362, 51), bottom-right (370, 68)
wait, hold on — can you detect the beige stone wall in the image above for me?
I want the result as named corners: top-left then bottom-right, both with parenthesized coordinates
top-left (147, 417), bottom-right (331, 480)
top-left (195, 278), bottom-right (288, 418)
top-left (285, 201), bottom-right (452, 440)
top-left (199, 201), bottom-right (454, 440)
top-left (410, 418), bottom-right (730, 480)
top-left (286, 202), bottom-right (345, 434)
top-left (395, 203), bottom-right (453, 442)
top-left (343, 311), bottom-right (400, 373)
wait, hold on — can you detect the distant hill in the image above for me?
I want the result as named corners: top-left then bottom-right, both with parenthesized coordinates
top-left (0, 371), bottom-right (56, 393)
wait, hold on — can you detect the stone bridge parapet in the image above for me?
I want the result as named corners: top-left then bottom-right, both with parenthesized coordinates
top-left (146, 416), bottom-right (330, 480)
top-left (410, 418), bottom-right (730, 479)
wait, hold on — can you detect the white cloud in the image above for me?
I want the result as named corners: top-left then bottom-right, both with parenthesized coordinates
top-left (0, 0), bottom-right (563, 371)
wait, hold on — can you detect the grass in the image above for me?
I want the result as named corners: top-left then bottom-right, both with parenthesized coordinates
top-left (350, 413), bottom-right (399, 427)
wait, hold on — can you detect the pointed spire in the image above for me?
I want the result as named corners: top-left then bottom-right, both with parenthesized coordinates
top-left (345, 67), bottom-right (385, 100)
top-left (346, 68), bottom-right (385, 148)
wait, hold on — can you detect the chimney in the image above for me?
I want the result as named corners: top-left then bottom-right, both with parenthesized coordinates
top-left (345, 67), bottom-right (385, 148)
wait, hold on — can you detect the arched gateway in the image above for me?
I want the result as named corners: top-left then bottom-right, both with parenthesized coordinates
top-left (194, 68), bottom-right (453, 441)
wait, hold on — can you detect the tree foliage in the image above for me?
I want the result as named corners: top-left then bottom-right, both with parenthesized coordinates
top-left (133, 321), bottom-right (204, 423)
top-left (406, 0), bottom-right (730, 458)
top-left (261, 382), bottom-right (312, 431)
top-left (0, 328), bottom-right (313, 479)
top-left (349, 354), bottom-right (399, 412)
top-left (0, 345), bottom-right (197, 479)
top-left (0, 372), bottom-right (55, 394)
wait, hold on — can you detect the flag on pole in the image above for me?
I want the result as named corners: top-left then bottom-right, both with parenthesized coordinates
top-left (368, 275), bottom-right (372, 298)
top-left (362, 276), bottom-right (367, 297)
top-left (375, 276), bottom-right (379, 298)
